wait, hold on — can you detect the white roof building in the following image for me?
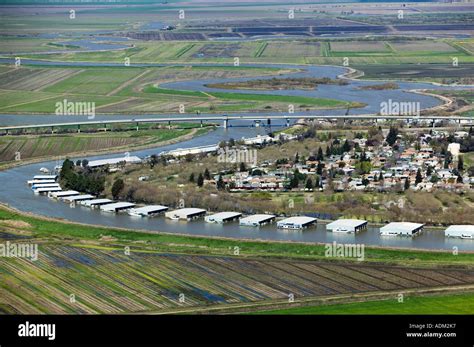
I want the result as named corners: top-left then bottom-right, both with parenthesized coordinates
top-left (239, 214), bottom-right (275, 227)
top-left (50, 190), bottom-right (80, 199)
top-left (163, 145), bottom-right (219, 157)
top-left (33, 175), bottom-right (57, 180)
top-left (63, 194), bottom-right (95, 202)
top-left (88, 156), bottom-right (141, 168)
top-left (447, 143), bottom-right (461, 160)
top-left (326, 219), bottom-right (368, 233)
top-left (205, 211), bottom-right (242, 224)
top-left (445, 225), bottom-right (474, 239)
top-left (380, 222), bottom-right (424, 237)
top-left (31, 183), bottom-right (60, 189)
top-left (34, 187), bottom-right (62, 194)
top-left (165, 208), bottom-right (206, 220)
top-left (100, 202), bottom-right (135, 213)
top-left (277, 216), bottom-right (317, 230)
top-left (27, 179), bottom-right (56, 185)
top-left (81, 198), bottom-right (114, 207)
top-left (128, 205), bottom-right (168, 217)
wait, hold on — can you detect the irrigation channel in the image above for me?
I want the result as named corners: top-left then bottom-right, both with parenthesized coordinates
top-left (0, 55), bottom-right (473, 251)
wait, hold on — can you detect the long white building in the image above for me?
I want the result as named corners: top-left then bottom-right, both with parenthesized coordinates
top-left (81, 198), bottom-right (114, 208)
top-left (239, 214), bottom-right (275, 227)
top-left (205, 212), bottom-right (242, 224)
top-left (50, 190), bottom-right (80, 199)
top-left (100, 202), bottom-right (136, 213)
top-left (445, 225), bottom-right (474, 239)
top-left (165, 208), bottom-right (206, 221)
top-left (87, 156), bottom-right (141, 168)
top-left (63, 194), bottom-right (95, 203)
top-left (326, 219), bottom-right (368, 233)
top-left (380, 222), bottom-right (424, 237)
top-left (128, 205), bottom-right (168, 217)
top-left (277, 216), bottom-right (317, 230)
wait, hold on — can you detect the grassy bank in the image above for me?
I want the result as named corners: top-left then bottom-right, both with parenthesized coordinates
top-left (145, 86), bottom-right (356, 108)
top-left (252, 292), bottom-right (474, 314)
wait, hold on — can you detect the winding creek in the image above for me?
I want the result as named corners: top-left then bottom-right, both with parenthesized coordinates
top-left (0, 54), bottom-right (473, 250)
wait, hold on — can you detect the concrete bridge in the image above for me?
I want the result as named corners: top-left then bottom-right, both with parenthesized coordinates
top-left (1, 114), bottom-right (472, 134)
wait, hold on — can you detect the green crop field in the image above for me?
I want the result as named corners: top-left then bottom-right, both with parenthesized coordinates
top-left (13, 38), bottom-right (474, 67)
top-left (43, 68), bottom-right (145, 95)
top-left (253, 292), bottom-right (474, 314)
top-left (0, 127), bottom-right (199, 162)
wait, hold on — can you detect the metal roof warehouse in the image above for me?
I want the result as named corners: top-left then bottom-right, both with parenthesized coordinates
top-left (50, 190), bottom-right (80, 199)
top-left (34, 187), bottom-right (62, 194)
top-left (445, 225), bottom-right (474, 239)
top-left (205, 211), bottom-right (242, 224)
top-left (87, 156), bottom-right (142, 168)
top-left (239, 214), bottom-right (276, 227)
top-left (33, 175), bottom-right (57, 180)
top-left (100, 202), bottom-right (136, 213)
top-left (128, 205), bottom-right (168, 217)
top-left (380, 222), bottom-right (424, 237)
top-left (277, 216), bottom-right (317, 230)
top-left (32, 183), bottom-right (60, 189)
top-left (63, 194), bottom-right (95, 202)
top-left (27, 179), bottom-right (56, 185)
top-left (326, 219), bottom-right (368, 233)
top-left (81, 198), bottom-right (114, 207)
top-left (165, 208), bottom-right (206, 221)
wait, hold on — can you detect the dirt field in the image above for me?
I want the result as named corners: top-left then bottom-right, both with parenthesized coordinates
top-left (1, 243), bottom-right (473, 314)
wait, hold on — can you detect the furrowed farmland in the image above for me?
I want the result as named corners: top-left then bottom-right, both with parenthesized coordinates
top-left (1, 243), bottom-right (474, 314)
top-left (0, 128), bottom-right (197, 162)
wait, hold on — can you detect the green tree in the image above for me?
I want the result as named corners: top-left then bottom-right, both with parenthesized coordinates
top-left (189, 173), bottom-right (195, 183)
top-left (216, 175), bottom-right (225, 190)
top-left (204, 168), bottom-right (211, 180)
top-left (355, 161), bottom-right (372, 175)
top-left (317, 147), bottom-right (324, 161)
top-left (415, 169), bottom-right (423, 186)
top-left (430, 174), bottom-right (439, 183)
top-left (197, 173), bottom-right (204, 187)
top-left (458, 155), bottom-right (464, 171)
top-left (386, 127), bottom-right (399, 146)
top-left (111, 178), bottom-right (124, 199)
top-left (426, 166), bottom-right (433, 176)
top-left (342, 139), bottom-right (351, 153)
top-left (404, 177), bottom-right (410, 190)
